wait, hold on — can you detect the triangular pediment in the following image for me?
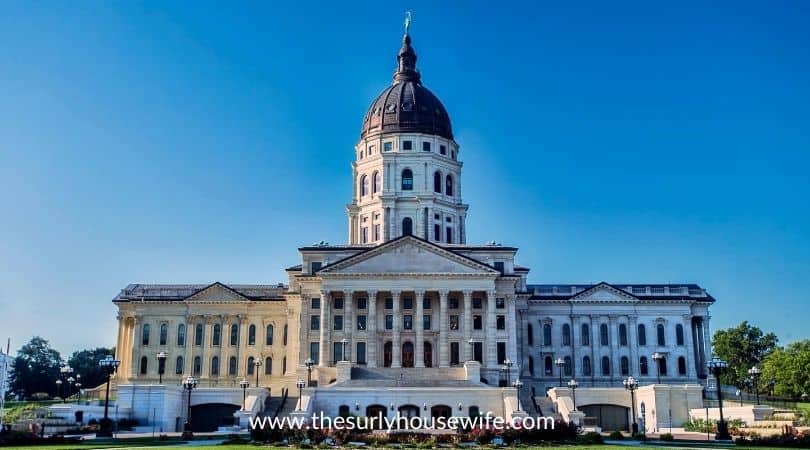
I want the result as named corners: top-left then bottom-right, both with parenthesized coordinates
top-left (571, 282), bottom-right (639, 302)
top-left (184, 282), bottom-right (250, 302)
top-left (319, 236), bottom-right (499, 275)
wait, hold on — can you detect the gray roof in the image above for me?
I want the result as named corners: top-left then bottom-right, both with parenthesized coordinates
top-left (525, 282), bottom-right (715, 303)
top-left (113, 282), bottom-right (288, 302)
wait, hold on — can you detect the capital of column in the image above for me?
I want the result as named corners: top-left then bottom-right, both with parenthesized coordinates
top-left (391, 290), bottom-right (401, 300)
top-left (239, 315), bottom-right (250, 325)
top-left (343, 290), bottom-right (353, 299)
top-left (462, 290), bottom-right (473, 299)
top-left (414, 290), bottom-right (425, 299)
top-left (367, 290), bottom-right (378, 298)
top-left (438, 290), bottom-right (449, 299)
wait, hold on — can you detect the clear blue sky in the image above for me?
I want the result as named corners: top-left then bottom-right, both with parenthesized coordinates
top-left (1, 1), bottom-right (808, 357)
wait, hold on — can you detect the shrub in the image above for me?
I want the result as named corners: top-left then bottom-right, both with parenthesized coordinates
top-left (660, 433), bottom-right (674, 441)
top-left (577, 431), bottom-right (603, 444)
top-left (608, 430), bottom-right (625, 440)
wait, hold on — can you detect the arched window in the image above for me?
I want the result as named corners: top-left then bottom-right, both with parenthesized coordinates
top-left (619, 324), bottom-right (628, 346)
top-left (659, 355), bottom-right (668, 375)
top-left (621, 356), bottom-right (630, 375)
top-left (401, 169), bottom-right (413, 190)
top-left (266, 324), bottom-right (274, 345)
top-left (175, 356), bottom-right (184, 374)
top-left (640, 356), bottom-right (649, 375)
top-left (360, 174), bottom-right (369, 197)
top-left (265, 357), bottom-right (272, 375)
top-left (339, 405), bottom-right (350, 417)
top-left (445, 174), bottom-right (453, 196)
top-left (600, 323), bottom-right (609, 346)
top-left (544, 356), bottom-right (553, 375)
top-left (282, 357), bottom-right (287, 374)
top-left (583, 356), bottom-right (592, 376)
top-left (402, 217), bottom-right (413, 235)
top-left (601, 356), bottom-right (610, 375)
top-left (228, 356), bottom-right (237, 375)
top-left (676, 324), bottom-right (685, 346)
top-left (142, 324), bottom-right (150, 346)
top-left (657, 324), bottom-right (666, 346)
top-left (247, 357), bottom-right (255, 375)
top-left (212, 324), bottom-right (221, 346)
top-left (581, 323), bottom-right (590, 346)
top-left (248, 325), bottom-right (256, 345)
top-left (433, 171), bottom-right (442, 193)
top-left (139, 356), bottom-right (148, 375)
top-left (562, 324), bottom-right (571, 346)
top-left (211, 356), bottom-right (219, 376)
top-left (230, 324), bottom-right (239, 346)
top-left (527, 324), bottom-right (533, 346)
top-left (159, 323), bottom-right (168, 346)
top-left (564, 356), bottom-right (572, 376)
top-left (372, 171), bottom-right (381, 194)
top-left (194, 323), bottom-right (203, 346)
top-left (283, 324), bottom-right (288, 345)
top-left (528, 356), bottom-right (535, 376)
top-left (177, 324), bottom-right (186, 346)
top-left (638, 324), bottom-right (647, 346)
top-left (193, 356), bottom-right (201, 375)
top-left (542, 323), bottom-right (552, 346)
top-left (678, 356), bottom-right (687, 375)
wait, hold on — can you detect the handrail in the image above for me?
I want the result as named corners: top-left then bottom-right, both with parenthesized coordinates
top-left (273, 387), bottom-right (288, 418)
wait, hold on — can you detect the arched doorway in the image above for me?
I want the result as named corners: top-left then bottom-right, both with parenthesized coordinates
top-left (383, 341), bottom-right (392, 367)
top-left (580, 404), bottom-right (630, 432)
top-left (398, 404), bottom-right (420, 418)
top-left (190, 403), bottom-right (239, 432)
top-left (402, 217), bottom-right (413, 236)
top-left (430, 405), bottom-right (452, 419)
top-left (366, 404), bottom-right (387, 429)
top-left (424, 341), bottom-right (433, 367)
top-left (402, 342), bottom-right (414, 368)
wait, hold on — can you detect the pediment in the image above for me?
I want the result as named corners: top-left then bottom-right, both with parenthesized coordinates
top-left (319, 237), bottom-right (498, 275)
top-left (571, 283), bottom-right (638, 302)
top-left (184, 282), bottom-right (250, 302)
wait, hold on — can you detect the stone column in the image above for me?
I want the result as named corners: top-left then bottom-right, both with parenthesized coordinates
top-left (462, 290), bottom-right (473, 362)
top-left (367, 290), bottom-right (378, 368)
top-left (131, 316), bottom-right (143, 379)
top-left (702, 316), bottom-right (712, 365)
top-left (506, 295), bottom-right (518, 374)
top-left (237, 316), bottom-right (249, 376)
top-left (486, 291), bottom-right (497, 368)
top-left (439, 290), bottom-right (449, 367)
top-left (415, 290), bottom-right (425, 368)
top-left (629, 315), bottom-right (639, 377)
top-left (202, 317), bottom-right (215, 380)
top-left (683, 315), bottom-right (696, 378)
top-left (344, 290), bottom-right (353, 362)
top-left (318, 291), bottom-right (331, 366)
top-left (520, 311), bottom-right (530, 376)
top-left (608, 315), bottom-right (618, 384)
top-left (184, 317), bottom-right (195, 376)
top-left (391, 291), bottom-right (401, 368)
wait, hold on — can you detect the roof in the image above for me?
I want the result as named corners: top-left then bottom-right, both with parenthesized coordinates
top-left (525, 282), bottom-right (715, 303)
top-left (112, 282), bottom-right (288, 302)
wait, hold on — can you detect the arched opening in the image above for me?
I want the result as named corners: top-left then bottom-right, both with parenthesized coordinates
top-left (338, 405), bottom-right (350, 417)
top-left (142, 324), bottom-right (150, 346)
top-left (266, 324), bottom-right (274, 346)
top-left (402, 217), bottom-right (413, 236)
top-left (366, 404), bottom-right (387, 428)
top-left (230, 324), bottom-right (239, 346)
top-left (159, 323), bottom-right (168, 345)
top-left (383, 341), bottom-right (392, 367)
top-left (248, 325), bottom-right (256, 346)
top-left (620, 356), bottom-right (629, 376)
top-left (657, 323), bottom-right (666, 346)
top-left (175, 356), bottom-right (184, 375)
top-left (430, 405), bottom-right (452, 419)
top-left (139, 356), bottom-right (148, 375)
top-left (212, 324), bottom-right (221, 346)
top-left (372, 171), bottom-right (380, 195)
top-left (445, 174), bottom-right (453, 196)
top-left (640, 356), bottom-right (649, 375)
top-left (190, 403), bottom-right (238, 432)
top-left (210, 356), bottom-right (219, 376)
top-left (228, 356), bottom-right (237, 376)
top-left (678, 356), bottom-right (687, 375)
top-left (433, 171), bottom-right (442, 193)
top-left (360, 174), bottom-right (369, 197)
top-left (265, 357), bottom-right (272, 375)
top-left (638, 324), bottom-right (647, 346)
top-left (601, 356), bottom-right (611, 375)
top-left (398, 404), bottom-right (420, 418)
top-left (528, 356), bottom-right (535, 376)
top-left (583, 356), bottom-right (592, 376)
top-left (401, 169), bottom-right (413, 191)
top-left (402, 342), bottom-right (414, 368)
top-left (423, 341), bottom-right (433, 368)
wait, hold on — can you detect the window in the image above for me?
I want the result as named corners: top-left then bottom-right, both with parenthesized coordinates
top-left (354, 315), bottom-right (366, 331)
top-left (229, 356), bottom-right (237, 375)
top-left (193, 356), bottom-right (201, 376)
top-left (564, 356), bottom-right (573, 376)
top-left (372, 171), bottom-right (381, 194)
top-left (440, 144), bottom-right (447, 155)
top-left (601, 356), bottom-right (611, 375)
top-left (385, 297), bottom-right (393, 309)
top-left (450, 342), bottom-right (460, 365)
top-left (334, 297), bottom-right (344, 309)
top-left (310, 342), bottom-right (319, 363)
top-left (496, 315), bottom-right (505, 330)
top-left (248, 324), bottom-right (256, 345)
top-left (423, 314), bottom-right (432, 330)
top-left (401, 169), bottom-right (413, 190)
top-left (678, 356), bottom-right (687, 375)
top-left (247, 357), bottom-right (255, 375)
top-left (212, 324), bottom-right (221, 346)
top-left (140, 356), bottom-right (148, 375)
top-left (333, 342), bottom-right (343, 363)
top-left (450, 298), bottom-right (459, 309)
top-left (581, 324), bottom-right (590, 346)
top-left (449, 315), bottom-right (459, 330)
top-left (583, 356), bottom-right (592, 376)
top-left (562, 324), bottom-right (571, 346)
top-left (638, 324), bottom-right (647, 346)
top-left (265, 357), bottom-right (272, 375)
top-left (211, 356), bottom-right (219, 376)
top-left (619, 324), bottom-right (628, 346)
top-left (357, 297), bottom-right (367, 310)
top-left (473, 298), bottom-right (482, 309)
top-left (334, 315), bottom-right (343, 330)
top-left (311, 314), bottom-right (320, 330)
top-left (529, 356), bottom-right (535, 376)
top-left (452, 150), bottom-right (456, 160)
top-left (177, 324), bottom-right (186, 346)
top-left (356, 342), bottom-right (366, 364)
top-left (446, 226), bottom-right (453, 243)
top-left (159, 324), bottom-right (168, 345)
top-left (473, 342), bottom-right (483, 363)
top-left (657, 324), bottom-right (666, 346)
top-left (497, 342), bottom-right (507, 364)
top-left (640, 356), bottom-right (649, 375)
top-left (445, 174), bottom-right (453, 196)
top-left (385, 315), bottom-right (393, 330)
top-left (402, 140), bottom-right (412, 150)
top-left (423, 297), bottom-right (431, 309)
top-left (544, 356), bottom-right (553, 375)
top-left (422, 141), bottom-right (431, 152)
top-left (402, 217), bottom-right (413, 235)
top-left (434, 171), bottom-right (442, 193)
top-left (195, 324), bottom-right (203, 346)
top-left (403, 315), bottom-right (413, 330)
top-left (600, 323), bottom-right (609, 346)
top-left (142, 324), bottom-right (150, 346)
top-left (282, 357), bottom-right (287, 374)
top-left (311, 298), bottom-right (320, 309)
top-left (266, 324), bottom-right (274, 346)
top-left (360, 175), bottom-right (369, 197)
top-left (543, 323), bottom-right (552, 346)
top-left (403, 297), bottom-right (413, 310)
top-left (368, 144), bottom-right (375, 155)
top-left (175, 356), bottom-right (184, 374)
top-left (494, 262), bottom-right (505, 274)
top-left (227, 324), bottom-right (238, 346)
top-left (527, 324), bottom-right (534, 345)
top-left (311, 261), bottom-right (322, 273)
top-left (659, 356), bottom-right (668, 375)
top-left (473, 315), bottom-right (482, 330)
top-left (362, 226), bottom-right (369, 243)
top-left (621, 356), bottom-right (629, 375)
top-left (676, 324), bottom-right (685, 346)
top-left (496, 297), bottom-right (505, 308)
top-left (373, 224), bottom-right (380, 241)
top-left (383, 141), bottom-right (392, 152)
top-left (283, 324), bottom-right (288, 345)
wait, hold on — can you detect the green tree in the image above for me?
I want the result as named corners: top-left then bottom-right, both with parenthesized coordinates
top-left (67, 347), bottom-right (115, 390)
top-left (712, 321), bottom-right (778, 387)
top-left (9, 336), bottom-right (62, 399)
top-left (761, 340), bottom-right (810, 398)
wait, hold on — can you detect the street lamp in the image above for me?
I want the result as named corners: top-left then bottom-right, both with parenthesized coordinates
top-left (708, 357), bottom-right (732, 441)
top-left (239, 378), bottom-right (249, 410)
top-left (554, 357), bottom-right (565, 387)
top-left (59, 366), bottom-right (73, 403)
top-left (296, 379), bottom-right (306, 411)
top-left (253, 359), bottom-right (263, 388)
top-left (736, 389), bottom-right (743, 407)
top-left (75, 383), bottom-right (82, 404)
top-left (96, 355), bottom-right (120, 437)
top-left (66, 376), bottom-right (75, 401)
top-left (181, 375), bottom-right (198, 439)
top-left (652, 352), bottom-right (664, 384)
top-left (748, 366), bottom-right (761, 406)
top-left (624, 376), bottom-right (639, 434)
top-left (568, 379), bottom-right (579, 411)
top-left (501, 358), bottom-right (513, 386)
top-left (156, 352), bottom-right (167, 384)
top-left (513, 379), bottom-right (524, 412)
top-left (304, 358), bottom-right (315, 387)
top-left (55, 379), bottom-right (63, 402)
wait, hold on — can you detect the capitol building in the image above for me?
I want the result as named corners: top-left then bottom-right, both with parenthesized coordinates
top-left (107, 27), bottom-right (715, 434)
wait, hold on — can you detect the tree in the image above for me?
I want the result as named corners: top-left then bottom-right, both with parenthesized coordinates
top-left (9, 336), bottom-right (62, 399)
top-left (712, 321), bottom-right (778, 387)
top-left (68, 347), bottom-right (115, 390)
top-left (761, 340), bottom-right (810, 398)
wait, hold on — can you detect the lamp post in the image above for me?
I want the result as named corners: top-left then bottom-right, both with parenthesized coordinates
top-left (708, 357), bottom-right (732, 441)
top-left (568, 379), bottom-right (579, 411)
top-left (748, 366), bottom-right (761, 406)
top-left (253, 359), bottom-right (263, 387)
top-left (181, 375), bottom-right (198, 439)
top-left (652, 352), bottom-right (663, 384)
top-left (501, 358), bottom-right (513, 386)
top-left (74, 382), bottom-right (82, 404)
top-left (96, 355), bottom-right (120, 438)
top-left (554, 357), bottom-right (565, 387)
top-left (736, 389), bottom-right (743, 406)
top-left (59, 366), bottom-right (73, 403)
top-left (304, 358), bottom-right (315, 387)
top-left (624, 376), bottom-right (639, 434)
top-left (66, 376), bottom-right (75, 401)
top-left (513, 379), bottom-right (524, 412)
top-left (55, 379), bottom-right (63, 402)
top-left (296, 379), bottom-right (306, 411)
top-left (156, 352), bottom-right (167, 384)
top-left (239, 379), bottom-right (249, 410)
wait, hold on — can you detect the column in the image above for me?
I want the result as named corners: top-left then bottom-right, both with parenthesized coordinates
top-left (628, 315), bottom-right (639, 376)
top-left (572, 315), bottom-right (581, 378)
top-left (439, 290), bottom-right (449, 367)
top-left (462, 290), bottom-right (473, 362)
top-left (415, 290), bottom-right (425, 368)
top-left (183, 317), bottom-right (194, 376)
top-left (520, 311), bottom-right (530, 376)
top-left (202, 317), bottom-right (215, 380)
top-left (237, 316), bottom-right (249, 376)
top-left (683, 314), bottom-right (697, 378)
top-left (131, 316), bottom-right (142, 379)
top-left (344, 290), bottom-right (353, 362)
top-left (486, 291), bottom-right (497, 368)
top-left (702, 316), bottom-right (712, 363)
top-left (367, 291), bottom-right (378, 368)
top-left (506, 295), bottom-right (518, 376)
top-left (608, 315), bottom-right (618, 383)
top-left (318, 291), bottom-right (331, 366)
top-left (391, 291), bottom-right (401, 368)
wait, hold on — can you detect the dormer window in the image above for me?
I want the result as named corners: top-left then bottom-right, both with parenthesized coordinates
top-left (310, 261), bottom-right (322, 273)
top-left (402, 140), bottom-right (413, 151)
top-left (383, 142), bottom-right (393, 152)
top-left (440, 144), bottom-right (447, 155)
top-left (423, 142), bottom-right (431, 152)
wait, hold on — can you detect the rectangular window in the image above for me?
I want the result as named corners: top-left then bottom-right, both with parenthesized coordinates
top-left (496, 298), bottom-right (505, 309)
top-left (368, 144), bottom-right (375, 154)
top-left (450, 342), bottom-right (460, 365)
top-left (440, 144), bottom-right (447, 155)
top-left (403, 298), bottom-right (413, 310)
top-left (449, 298), bottom-right (459, 309)
top-left (473, 315), bottom-right (483, 330)
top-left (449, 315), bottom-right (459, 330)
top-left (333, 342), bottom-right (343, 364)
top-left (497, 342), bottom-right (507, 364)
top-left (423, 314), bottom-right (432, 330)
top-left (422, 141), bottom-right (431, 152)
top-left (373, 224), bottom-right (380, 241)
top-left (402, 140), bottom-right (412, 150)
top-left (334, 298), bottom-right (344, 309)
top-left (493, 261), bottom-right (504, 274)
top-left (473, 298), bottom-right (483, 309)
top-left (362, 227), bottom-right (368, 243)
top-left (385, 298), bottom-right (393, 309)
top-left (356, 342), bottom-right (366, 365)
top-left (310, 342), bottom-right (320, 364)
top-left (496, 315), bottom-right (506, 330)
top-left (356, 315), bottom-right (367, 330)
top-left (310, 316), bottom-right (320, 330)
top-left (473, 342), bottom-right (483, 363)
top-left (423, 298), bottom-right (431, 309)
top-left (403, 315), bottom-right (413, 330)
top-left (333, 315), bottom-right (343, 330)
top-left (434, 224), bottom-right (441, 241)
top-left (311, 298), bottom-right (320, 309)
top-left (383, 142), bottom-right (392, 152)
top-left (446, 227), bottom-right (453, 243)
top-left (357, 297), bottom-right (367, 310)
top-left (385, 315), bottom-right (393, 330)
top-left (310, 261), bottom-right (322, 273)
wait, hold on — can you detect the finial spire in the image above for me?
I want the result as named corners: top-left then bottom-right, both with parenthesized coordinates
top-left (394, 11), bottom-right (420, 84)
top-left (404, 11), bottom-right (412, 35)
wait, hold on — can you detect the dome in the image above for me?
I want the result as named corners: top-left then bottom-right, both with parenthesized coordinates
top-left (360, 34), bottom-right (453, 141)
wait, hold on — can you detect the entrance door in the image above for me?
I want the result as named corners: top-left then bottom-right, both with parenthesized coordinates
top-left (190, 403), bottom-right (239, 432)
top-left (580, 404), bottom-right (630, 432)
top-left (384, 341), bottom-right (392, 367)
top-left (430, 405), bottom-right (452, 419)
top-left (424, 342), bottom-right (433, 368)
top-left (402, 342), bottom-right (414, 368)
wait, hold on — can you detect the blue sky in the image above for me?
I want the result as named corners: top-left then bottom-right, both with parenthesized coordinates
top-left (0, 1), bottom-right (808, 357)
